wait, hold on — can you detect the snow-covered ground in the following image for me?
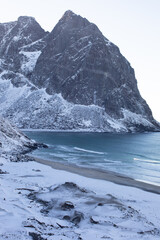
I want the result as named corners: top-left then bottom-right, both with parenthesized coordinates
top-left (0, 155), bottom-right (160, 240)
top-left (19, 50), bottom-right (41, 74)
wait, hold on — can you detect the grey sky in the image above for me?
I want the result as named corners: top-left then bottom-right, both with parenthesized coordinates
top-left (1, 0), bottom-right (160, 120)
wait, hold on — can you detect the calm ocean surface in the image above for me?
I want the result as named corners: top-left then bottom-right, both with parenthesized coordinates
top-left (24, 131), bottom-right (160, 186)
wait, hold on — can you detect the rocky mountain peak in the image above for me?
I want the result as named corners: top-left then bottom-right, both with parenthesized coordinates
top-left (0, 15), bottom-right (47, 70)
top-left (61, 10), bottom-right (76, 20)
top-left (17, 16), bottom-right (36, 24)
top-left (54, 10), bottom-right (92, 33)
top-left (15, 16), bottom-right (46, 38)
top-left (32, 11), bottom-right (155, 122)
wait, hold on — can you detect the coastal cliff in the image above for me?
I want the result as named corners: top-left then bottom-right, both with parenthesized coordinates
top-left (0, 11), bottom-right (159, 132)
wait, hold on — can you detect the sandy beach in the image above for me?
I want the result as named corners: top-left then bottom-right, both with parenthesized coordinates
top-left (34, 157), bottom-right (160, 195)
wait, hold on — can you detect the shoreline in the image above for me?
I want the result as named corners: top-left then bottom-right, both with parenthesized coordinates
top-left (33, 156), bottom-right (160, 195)
top-left (22, 129), bottom-right (103, 133)
top-left (22, 129), bottom-right (160, 133)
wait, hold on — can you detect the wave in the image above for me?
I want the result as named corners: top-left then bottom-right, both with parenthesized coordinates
top-left (126, 151), bottom-right (160, 162)
top-left (59, 145), bottom-right (73, 151)
top-left (133, 158), bottom-right (160, 164)
top-left (135, 179), bottom-right (160, 186)
top-left (74, 147), bottom-right (105, 155)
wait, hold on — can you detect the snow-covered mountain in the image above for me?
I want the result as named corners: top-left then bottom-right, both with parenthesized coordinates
top-left (0, 11), bottom-right (159, 132)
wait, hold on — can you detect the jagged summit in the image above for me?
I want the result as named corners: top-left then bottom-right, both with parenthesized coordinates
top-left (61, 10), bottom-right (76, 19)
top-left (18, 16), bottom-right (35, 21)
top-left (56, 10), bottom-right (93, 32)
top-left (18, 16), bottom-right (36, 22)
top-left (17, 16), bottom-right (37, 27)
top-left (60, 10), bottom-right (85, 22)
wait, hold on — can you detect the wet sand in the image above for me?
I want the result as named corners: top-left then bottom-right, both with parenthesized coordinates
top-left (34, 157), bottom-right (160, 195)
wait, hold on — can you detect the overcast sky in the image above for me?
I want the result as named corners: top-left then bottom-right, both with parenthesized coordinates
top-left (0, 0), bottom-right (160, 121)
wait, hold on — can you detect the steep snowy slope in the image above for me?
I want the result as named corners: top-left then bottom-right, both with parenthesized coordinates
top-left (0, 71), bottom-right (157, 132)
top-left (0, 11), bottom-right (159, 132)
top-left (0, 116), bottom-right (36, 154)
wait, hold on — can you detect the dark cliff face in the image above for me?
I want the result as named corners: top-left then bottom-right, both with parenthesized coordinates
top-left (31, 10), bottom-right (153, 120)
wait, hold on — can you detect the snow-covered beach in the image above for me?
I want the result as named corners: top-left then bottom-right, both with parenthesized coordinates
top-left (0, 154), bottom-right (160, 240)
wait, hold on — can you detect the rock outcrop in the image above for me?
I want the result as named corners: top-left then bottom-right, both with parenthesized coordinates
top-left (0, 116), bottom-right (37, 154)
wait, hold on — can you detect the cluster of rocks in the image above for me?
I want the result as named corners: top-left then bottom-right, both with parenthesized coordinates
top-left (18, 181), bottom-right (159, 239)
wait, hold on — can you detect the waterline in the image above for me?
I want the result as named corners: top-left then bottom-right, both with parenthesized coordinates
top-left (24, 131), bottom-right (160, 186)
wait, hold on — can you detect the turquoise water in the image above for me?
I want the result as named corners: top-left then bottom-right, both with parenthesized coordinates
top-left (24, 131), bottom-right (160, 186)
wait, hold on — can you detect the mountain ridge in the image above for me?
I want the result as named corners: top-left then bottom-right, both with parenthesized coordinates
top-left (0, 11), bottom-right (159, 132)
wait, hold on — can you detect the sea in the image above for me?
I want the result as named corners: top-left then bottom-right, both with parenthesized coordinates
top-left (24, 131), bottom-right (160, 186)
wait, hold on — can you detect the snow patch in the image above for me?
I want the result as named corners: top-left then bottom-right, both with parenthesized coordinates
top-left (13, 36), bottom-right (21, 41)
top-left (19, 51), bottom-right (41, 74)
top-left (122, 109), bottom-right (154, 127)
